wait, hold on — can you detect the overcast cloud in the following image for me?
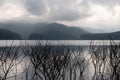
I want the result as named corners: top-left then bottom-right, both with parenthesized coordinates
top-left (0, 0), bottom-right (120, 31)
top-left (91, 0), bottom-right (120, 6)
top-left (23, 0), bottom-right (47, 15)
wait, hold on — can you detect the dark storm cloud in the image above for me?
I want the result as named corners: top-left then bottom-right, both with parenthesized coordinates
top-left (23, 0), bottom-right (47, 15)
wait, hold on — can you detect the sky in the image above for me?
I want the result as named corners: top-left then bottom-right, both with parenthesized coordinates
top-left (0, 0), bottom-right (120, 31)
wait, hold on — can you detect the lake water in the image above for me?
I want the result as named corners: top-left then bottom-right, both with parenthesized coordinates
top-left (0, 40), bottom-right (119, 80)
top-left (0, 40), bottom-right (120, 47)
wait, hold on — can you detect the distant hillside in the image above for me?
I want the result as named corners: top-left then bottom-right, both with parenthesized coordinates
top-left (0, 23), bottom-right (45, 39)
top-left (80, 31), bottom-right (120, 40)
top-left (0, 22), bottom-right (120, 40)
top-left (0, 29), bottom-right (22, 40)
top-left (0, 22), bottom-right (88, 40)
top-left (29, 23), bottom-right (88, 40)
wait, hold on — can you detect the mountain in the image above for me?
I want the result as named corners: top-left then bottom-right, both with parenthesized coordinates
top-left (1, 22), bottom-right (120, 40)
top-left (80, 31), bottom-right (120, 40)
top-left (0, 29), bottom-right (22, 40)
top-left (0, 22), bottom-right (88, 40)
top-left (29, 23), bottom-right (88, 40)
top-left (0, 23), bottom-right (43, 39)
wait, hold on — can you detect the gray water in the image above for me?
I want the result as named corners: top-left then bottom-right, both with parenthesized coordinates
top-left (0, 40), bottom-right (119, 47)
top-left (0, 40), bottom-right (119, 80)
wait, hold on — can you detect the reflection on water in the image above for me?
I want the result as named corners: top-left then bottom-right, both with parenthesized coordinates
top-left (0, 40), bottom-right (120, 47)
top-left (0, 40), bottom-right (119, 80)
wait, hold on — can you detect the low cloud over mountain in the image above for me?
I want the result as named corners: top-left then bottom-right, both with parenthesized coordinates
top-left (0, 0), bottom-right (120, 31)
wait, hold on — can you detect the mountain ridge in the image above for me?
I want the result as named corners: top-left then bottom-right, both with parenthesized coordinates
top-left (0, 22), bottom-right (88, 39)
top-left (0, 28), bottom-right (22, 40)
top-left (0, 22), bottom-right (120, 40)
top-left (80, 31), bottom-right (120, 40)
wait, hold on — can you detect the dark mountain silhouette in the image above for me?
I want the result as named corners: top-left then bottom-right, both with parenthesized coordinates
top-left (80, 31), bottom-right (120, 40)
top-left (0, 22), bottom-right (120, 40)
top-left (29, 23), bottom-right (88, 40)
top-left (0, 29), bottom-right (22, 40)
top-left (0, 22), bottom-right (88, 40)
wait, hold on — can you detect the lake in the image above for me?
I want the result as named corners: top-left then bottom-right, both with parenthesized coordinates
top-left (0, 40), bottom-right (119, 80)
top-left (0, 40), bottom-right (120, 46)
